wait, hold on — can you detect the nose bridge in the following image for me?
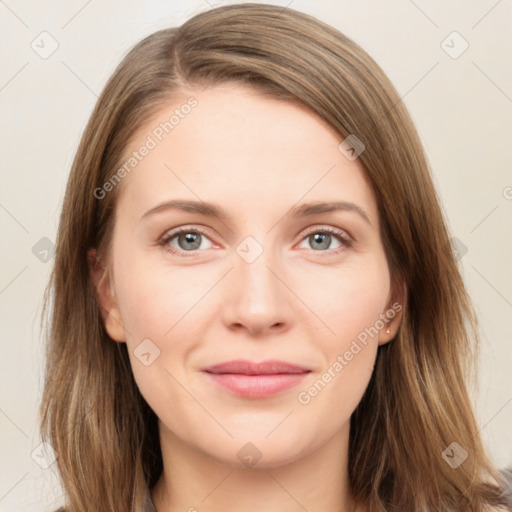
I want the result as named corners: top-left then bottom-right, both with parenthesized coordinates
top-left (221, 232), bottom-right (291, 334)
top-left (240, 242), bottom-right (276, 291)
top-left (236, 233), bottom-right (282, 304)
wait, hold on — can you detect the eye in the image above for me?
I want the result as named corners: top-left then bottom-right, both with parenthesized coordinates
top-left (159, 227), bottom-right (214, 257)
top-left (159, 225), bottom-right (353, 258)
top-left (297, 226), bottom-right (353, 254)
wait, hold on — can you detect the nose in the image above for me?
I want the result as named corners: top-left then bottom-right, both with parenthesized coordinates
top-left (220, 246), bottom-right (293, 337)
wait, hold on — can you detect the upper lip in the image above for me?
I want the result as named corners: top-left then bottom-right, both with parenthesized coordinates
top-left (202, 359), bottom-right (311, 375)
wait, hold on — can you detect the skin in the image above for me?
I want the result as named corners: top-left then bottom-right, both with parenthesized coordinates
top-left (91, 83), bottom-right (405, 512)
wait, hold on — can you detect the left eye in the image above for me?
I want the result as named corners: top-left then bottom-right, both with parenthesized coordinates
top-left (297, 228), bottom-right (352, 252)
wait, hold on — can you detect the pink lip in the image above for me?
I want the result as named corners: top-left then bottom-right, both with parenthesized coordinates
top-left (202, 359), bottom-right (311, 398)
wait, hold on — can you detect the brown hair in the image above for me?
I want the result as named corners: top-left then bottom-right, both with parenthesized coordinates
top-left (39, 3), bottom-right (509, 511)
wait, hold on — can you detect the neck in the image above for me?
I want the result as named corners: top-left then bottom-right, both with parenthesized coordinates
top-left (151, 420), bottom-right (360, 512)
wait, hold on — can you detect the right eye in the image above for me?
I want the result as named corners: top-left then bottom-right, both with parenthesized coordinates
top-left (159, 227), bottom-right (215, 257)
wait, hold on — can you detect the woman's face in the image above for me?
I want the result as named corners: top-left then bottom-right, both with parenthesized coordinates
top-left (95, 83), bottom-right (403, 468)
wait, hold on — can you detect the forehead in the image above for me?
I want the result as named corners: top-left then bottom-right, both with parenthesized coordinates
top-left (115, 83), bottom-right (378, 226)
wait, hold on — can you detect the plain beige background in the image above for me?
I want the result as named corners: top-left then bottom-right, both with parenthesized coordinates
top-left (0, 0), bottom-right (511, 510)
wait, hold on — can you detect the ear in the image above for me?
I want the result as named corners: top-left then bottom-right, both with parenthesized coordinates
top-left (87, 248), bottom-right (127, 343)
top-left (378, 275), bottom-right (407, 346)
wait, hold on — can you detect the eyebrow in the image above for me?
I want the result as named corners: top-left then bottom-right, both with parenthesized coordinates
top-left (141, 199), bottom-right (371, 225)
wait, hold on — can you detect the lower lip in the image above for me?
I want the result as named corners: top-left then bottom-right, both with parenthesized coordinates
top-left (204, 372), bottom-right (310, 398)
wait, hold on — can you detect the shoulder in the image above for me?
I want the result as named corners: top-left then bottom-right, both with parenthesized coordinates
top-left (501, 466), bottom-right (512, 486)
top-left (468, 468), bottom-right (512, 512)
top-left (488, 467), bottom-right (512, 511)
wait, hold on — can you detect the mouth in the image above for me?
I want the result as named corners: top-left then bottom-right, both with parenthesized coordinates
top-left (201, 359), bottom-right (312, 398)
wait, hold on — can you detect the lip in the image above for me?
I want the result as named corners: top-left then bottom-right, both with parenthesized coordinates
top-left (202, 359), bottom-right (311, 398)
top-left (203, 359), bottom-right (310, 375)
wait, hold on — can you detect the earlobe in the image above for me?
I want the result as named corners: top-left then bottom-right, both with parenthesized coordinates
top-left (87, 248), bottom-right (126, 343)
top-left (378, 277), bottom-right (407, 346)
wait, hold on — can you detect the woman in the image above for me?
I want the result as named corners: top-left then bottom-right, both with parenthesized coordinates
top-left (40, 3), bottom-right (511, 511)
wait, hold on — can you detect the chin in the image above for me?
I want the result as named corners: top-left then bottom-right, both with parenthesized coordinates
top-left (204, 432), bottom-right (316, 470)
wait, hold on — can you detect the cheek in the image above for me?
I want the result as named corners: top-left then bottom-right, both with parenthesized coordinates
top-left (296, 253), bottom-right (391, 341)
top-left (114, 255), bottom-right (212, 340)
top-left (293, 256), bottom-right (389, 409)
top-left (111, 253), bottom-right (215, 402)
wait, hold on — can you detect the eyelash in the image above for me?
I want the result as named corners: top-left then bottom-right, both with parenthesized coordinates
top-left (158, 225), bottom-right (353, 258)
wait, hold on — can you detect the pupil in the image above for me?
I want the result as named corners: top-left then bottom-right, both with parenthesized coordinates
top-left (180, 232), bottom-right (201, 250)
top-left (312, 233), bottom-right (329, 250)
